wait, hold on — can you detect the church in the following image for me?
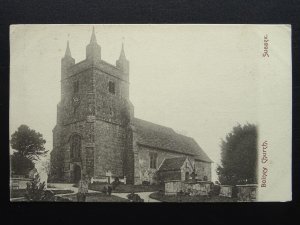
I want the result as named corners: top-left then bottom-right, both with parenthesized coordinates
top-left (49, 28), bottom-right (213, 185)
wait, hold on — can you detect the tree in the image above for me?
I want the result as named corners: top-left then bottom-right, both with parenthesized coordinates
top-left (10, 153), bottom-right (34, 176)
top-left (10, 125), bottom-right (47, 160)
top-left (10, 125), bottom-right (47, 175)
top-left (217, 123), bottom-right (258, 185)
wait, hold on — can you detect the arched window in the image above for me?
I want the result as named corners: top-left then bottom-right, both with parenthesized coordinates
top-left (108, 81), bottom-right (115, 94)
top-left (70, 134), bottom-right (81, 159)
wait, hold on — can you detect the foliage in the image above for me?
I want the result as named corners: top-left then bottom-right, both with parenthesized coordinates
top-left (217, 123), bottom-right (258, 185)
top-left (10, 189), bottom-right (73, 199)
top-left (10, 153), bottom-right (34, 176)
top-left (102, 186), bottom-right (107, 194)
top-left (111, 177), bottom-right (121, 190)
top-left (127, 192), bottom-right (144, 202)
top-left (25, 174), bottom-right (55, 201)
top-left (149, 192), bottom-right (238, 202)
top-left (10, 125), bottom-right (48, 161)
top-left (209, 183), bottom-right (221, 197)
top-left (142, 181), bottom-right (150, 185)
top-left (89, 183), bottom-right (163, 193)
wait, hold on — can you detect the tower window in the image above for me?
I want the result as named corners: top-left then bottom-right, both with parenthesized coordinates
top-left (108, 81), bottom-right (115, 94)
top-left (149, 152), bottom-right (158, 169)
top-left (73, 80), bottom-right (79, 93)
top-left (70, 134), bottom-right (81, 160)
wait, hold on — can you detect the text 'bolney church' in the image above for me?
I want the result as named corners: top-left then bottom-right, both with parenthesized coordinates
top-left (49, 28), bottom-right (213, 185)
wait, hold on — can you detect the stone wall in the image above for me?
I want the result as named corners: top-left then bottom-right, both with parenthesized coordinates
top-left (134, 144), bottom-right (212, 184)
top-left (219, 185), bottom-right (233, 197)
top-left (236, 184), bottom-right (257, 202)
top-left (194, 160), bottom-right (211, 181)
top-left (134, 145), bottom-right (188, 184)
top-left (94, 120), bottom-right (126, 178)
top-left (165, 181), bottom-right (211, 196)
top-left (165, 181), bottom-right (182, 195)
top-left (51, 56), bottom-right (132, 183)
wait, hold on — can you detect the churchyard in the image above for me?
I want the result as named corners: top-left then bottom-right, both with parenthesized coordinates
top-left (89, 183), bottom-right (163, 193)
top-left (149, 192), bottom-right (238, 202)
top-left (60, 192), bottom-right (129, 202)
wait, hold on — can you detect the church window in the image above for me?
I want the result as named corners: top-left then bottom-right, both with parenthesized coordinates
top-left (109, 107), bottom-right (114, 116)
top-left (70, 134), bottom-right (81, 160)
top-left (185, 172), bottom-right (189, 181)
top-left (73, 80), bottom-right (79, 93)
top-left (108, 81), bottom-right (115, 94)
top-left (149, 152), bottom-right (157, 169)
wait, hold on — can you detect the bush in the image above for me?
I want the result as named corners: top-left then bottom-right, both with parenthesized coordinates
top-left (142, 181), bottom-right (150, 186)
top-left (102, 186), bottom-right (107, 194)
top-left (25, 174), bottom-right (55, 201)
top-left (111, 177), bottom-right (121, 190)
top-left (158, 189), bottom-right (164, 196)
top-left (232, 186), bottom-right (238, 198)
top-left (127, 193), bottom-right (144, 202)
top-left (209, 184), bottom-right (221, 197)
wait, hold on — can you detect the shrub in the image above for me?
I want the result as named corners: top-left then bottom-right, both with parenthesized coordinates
top-left (232, 186), bottom-right (238, 198)
top-left (102, 186), bottom-right (107, 194)
top-left (25, 174), bottom-right (55, 201)
top-left (111, 177), bottom-right (121, 190)
top-left (158, 189), bottom-right (164, 196)
top-left (127, 193), bottom-right (144, 202)
top-left (142, 181), bottom-right (150, 186)
top-left (209, 184), bottom-right (221, 197)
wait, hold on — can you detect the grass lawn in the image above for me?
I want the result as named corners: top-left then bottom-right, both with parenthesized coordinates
top-left (10, 189), bottom-right (74, 198)
top-left (60, 192), bottom-right (129, 202)
top-left (149, 192), bottom-right (238, 202)
top-left (89, 183), bottom-right (164, 193)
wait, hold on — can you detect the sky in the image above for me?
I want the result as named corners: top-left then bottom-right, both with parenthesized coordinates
top-left (10, 25), bottom-right (259, 181)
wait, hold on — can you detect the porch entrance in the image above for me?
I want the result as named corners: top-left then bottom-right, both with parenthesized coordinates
top-left (73, 164), bottom-right (81, 184)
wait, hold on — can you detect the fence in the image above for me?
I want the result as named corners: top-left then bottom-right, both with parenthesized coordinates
top-left (91, 176), bottom-right (126, 184)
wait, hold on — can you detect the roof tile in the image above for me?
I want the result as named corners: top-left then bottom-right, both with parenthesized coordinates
top-left (132, 118), bottom-right (213, 163)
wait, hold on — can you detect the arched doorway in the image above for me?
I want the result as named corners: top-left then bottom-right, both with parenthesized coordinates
top-left (73, 164), bottom-right (81, 184)
top-left (185, 172), bottom-right (189, 181)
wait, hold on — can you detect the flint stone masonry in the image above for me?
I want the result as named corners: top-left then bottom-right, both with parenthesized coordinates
top-left (49, 29), bottom-right (212, 185)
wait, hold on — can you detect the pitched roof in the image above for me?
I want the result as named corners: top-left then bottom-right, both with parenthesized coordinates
top-left (158, 157), bottom-right (188, 172)
top-left (132, 118), bottom-right (213, 163)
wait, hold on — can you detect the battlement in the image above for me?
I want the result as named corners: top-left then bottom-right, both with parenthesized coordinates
top-left (66, 59), bottom-right (127, 82)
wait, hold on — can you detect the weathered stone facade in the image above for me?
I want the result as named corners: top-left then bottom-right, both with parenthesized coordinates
top-left (49, 28), bottom-right (212, 185)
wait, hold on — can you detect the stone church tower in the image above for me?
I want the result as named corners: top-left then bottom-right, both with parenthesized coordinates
top-left (50, 28), bottom-right (135, 184)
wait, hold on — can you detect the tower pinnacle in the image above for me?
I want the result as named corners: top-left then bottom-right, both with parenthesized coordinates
top-left (86, 26), bottom-right (101, 61)
top-left (116, 40), bottom-right (129, 74)
top-left (90, 26), bottom-right (97, 44)
top-left (64, 40), bottom-right (72, 57)
top-left (119, 42), bottom-right (126, 60)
